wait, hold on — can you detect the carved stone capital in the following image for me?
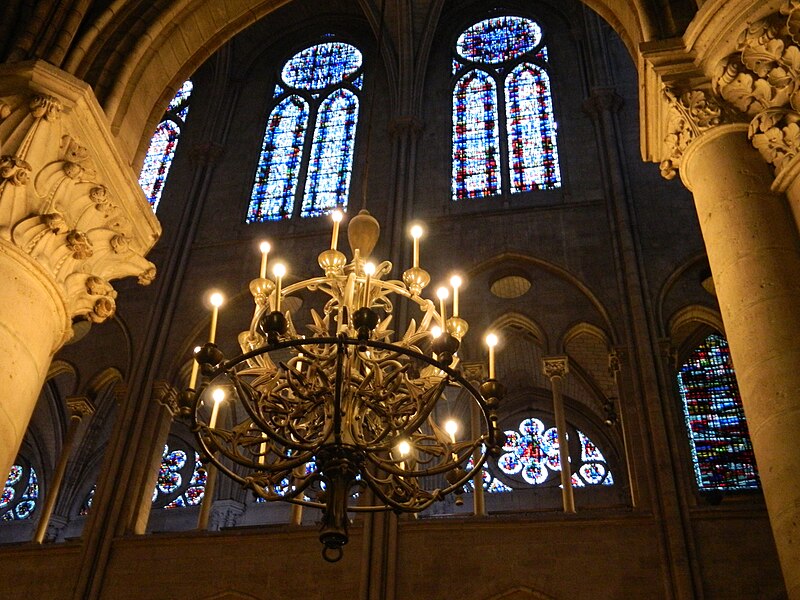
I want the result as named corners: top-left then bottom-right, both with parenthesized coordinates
top-left (542, 356), bottom-right (569, 380)
top-left (152, 381), bottom-right (179, 416)
top-left (608, 350), bottom-right (622, 374)
top-left (209, 499), bottom-right (245, 531)
top-left (713, 2), bottom-right (800, 176)
top-left (461, 361), bottom-right (486, 382)
top-left (388, 115), bottom-right (424, 139)
top-left (66, 395), bottom-right (95, 418)
top-left (659, 87), bottom-right (735, 180)
top-left (0, 61), bottom-right (161, 329)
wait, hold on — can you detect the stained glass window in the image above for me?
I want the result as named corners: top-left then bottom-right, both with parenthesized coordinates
top-left (494, 417), bottom-right (613, 488)
top-left (452, 16), bottom-right (561, 200)
top-left (677, 334), bottom-right (759, 491)
top-left (138, 80), bottom-right (193, 212)
top-left (1, 462), bottom-right (38, 521)
top-left (79, 485), bottom-right (95, 516)
top-left (151, 443), bottom-right (207, 509)
top-left (248, 40), bottom-right (362, 222)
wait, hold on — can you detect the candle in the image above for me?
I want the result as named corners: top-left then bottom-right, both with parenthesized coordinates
top-left (208, 293), bottom-right (224, 343)
top-left (259, 433), bottom-right (267, 466)
top-left (331, 209), bottom-right (343, 250)
top-left (188, 346), bottom-right (201, 389)
top-left (410, 225), bottom-right (423, 268)
top-left (259, 241), bottom-right (271, 279)
top-left (363, 262), bottom-right (375, 307)
top-left (444, 419), bottom-right (458, 444)
top-left (436, 287), bottom-right (449, 325)
top-left (209, 388), bottom-right (225, 429)
top-left (449, 275), bottom-right (462, 317)
top-left (398, 440), bottom-right (411, 472)
top-left (273, 263), bottom-right (286, 312)
top-left (486, 332), bottom-right (498, 379)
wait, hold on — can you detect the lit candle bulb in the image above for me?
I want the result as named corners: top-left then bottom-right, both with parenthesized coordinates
top-left (436, 286), bottom-right (449, 325)
top-left (449, 275), bottom-right (462, 317)
top-left (208, 293), bottom-right (224, 343)
top-left (259, 241), bottom-right (271, 279)
top-left (209, 387), bottom-right (225, 429)
top-left (397, 439), bottom-right (411, 472)
top-left (273, 263), bottom-right (286, 312)
top-left (444, 419), bottom-right (458, 444)
top-left (410, 225), bottom-right (423, 268)
top-left (363, 262), bottom-right (375, 307)
top-left (259, 433), bottom-right (267, 466)
top-left (486, 332), bottom-right (498, 379)
top-left (331, 209), bottom-right (343, 250)
top-left (188, 345), bottom-right (201, 390)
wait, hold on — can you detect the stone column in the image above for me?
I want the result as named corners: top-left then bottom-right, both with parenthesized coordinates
top-left (543, 357), bottom-right (575, 513)
top-left (0, 60), bottom-right (160, 481)
top-left (33, 396), bottom-right (94, 543)
top-left (678, 120), bottom-right (800, 599)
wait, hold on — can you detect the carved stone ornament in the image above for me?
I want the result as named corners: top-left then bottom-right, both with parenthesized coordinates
top-left (714, 2), bottom-right (800, 173)
top-left (542, 356), bottom-right (569, 379)
top-left (0, 62), bottom-right (161, 329)
top-left (659, 88), bottom-right (728, 180)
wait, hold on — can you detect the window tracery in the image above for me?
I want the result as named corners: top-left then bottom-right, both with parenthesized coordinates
top-left (151, 443), bottom-right (207, 509)
top-left (452, 16), bottom-right (561, 200)
top-left (138, 80), bottom-right (193, 212)
top-left (677, 333), bottom-right (759, 490)
top-left (1, 462), bottom-right (38, 521)
top-left (248, 40), bottom-right (362, 222)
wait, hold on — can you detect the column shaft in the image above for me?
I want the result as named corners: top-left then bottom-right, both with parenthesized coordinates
top-left (0, 242), bottom-right (70, 480)
top-left (681, 124), bottom-right (800, 598)
top-left (551, 374), bottom-right (576, 513)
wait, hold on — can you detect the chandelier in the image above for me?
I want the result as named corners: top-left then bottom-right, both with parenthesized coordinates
top-left (180, 209), bottom-right (505, 561)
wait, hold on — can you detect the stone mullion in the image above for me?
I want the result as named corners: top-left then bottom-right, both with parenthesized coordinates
top-left (586, 86), bottom-right (700, 600)
top-left (125, 383), bottom-right (179, 535)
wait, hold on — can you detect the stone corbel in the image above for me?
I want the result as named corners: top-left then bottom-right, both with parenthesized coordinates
top-left (0, 61), bottom-right (161, 332)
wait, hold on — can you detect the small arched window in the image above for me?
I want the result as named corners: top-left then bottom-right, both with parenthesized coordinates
top-left (1, 460), bottom-right (38, 521)
top-left (138, 80), bottom-right (193, 212)
top-left (452, 16), bottom-right (561, 200)
top-left (247, 39), bottom-right (363, 222)
top-left (677, 333), bottom-right (759, 490)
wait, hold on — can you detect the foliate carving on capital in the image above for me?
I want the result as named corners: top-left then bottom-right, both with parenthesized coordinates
top-left (0, 93), bottom-right (157, 324)
top-left (714, 3), bottom-right (800, 173)
top-left (542, 356), bottom-right (569, 380)
top-left (660, 88), bottom-right (730, 180)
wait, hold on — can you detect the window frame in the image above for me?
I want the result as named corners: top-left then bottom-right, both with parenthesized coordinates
top-left (246, 35), bottom-right (365, 223)
top-left (450, 13), bottom-right (562, 201)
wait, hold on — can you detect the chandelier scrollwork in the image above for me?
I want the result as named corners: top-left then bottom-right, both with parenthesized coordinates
top-left (181, 210), bottom-right (504, 561)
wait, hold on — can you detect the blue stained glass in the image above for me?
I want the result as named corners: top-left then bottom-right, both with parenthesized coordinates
top-left (1, 464), bottom-right (38, 521)
top-left (79, 485), bottom-right (95, 516)
top-left (352, 75), bottom-right (364, 90)
top-left (677, 334), bottom-right (759, 491)
top-left (138, 120), bottom-right (180, 211)
top-left (506, 63), bottom-right (561, 191)
top-left (168, 80), bottom-right (193, 111)
top-left (301, 88), bottom-right (359, 217)
top-left (456, 16), bottom-right (542, 64)
top-left (152, 444), bottom-right (207, 509)
top-left (452, 70), bottom-right (500, 200)
top-left (536, 45), bottom-right (549, 62)
top-left (273, 84), bottom-right (284, 98)
top-left (281, 42), bottom-right (362, 90)
top-left (138, 80), bottom-right (192, 212)
top-left (247, 95), bottom-right (309, 222)
top-left (496, 418), bottom-right (613, 487)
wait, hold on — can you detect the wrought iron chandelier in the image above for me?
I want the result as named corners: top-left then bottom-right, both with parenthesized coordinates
top-left (180, 210), bottom-right (505, 561)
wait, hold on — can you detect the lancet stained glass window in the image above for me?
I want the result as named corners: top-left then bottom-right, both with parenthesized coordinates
top-left (138, 80), bottom-right (193, 212)
top-left (677, 334), bottom-right (759, 491)
top-left (452, 16), bottom-right (561, 200)
top-left (1, 462), bottom-right (38, 521)
top-left (248, 40), bottom-right (363, 222)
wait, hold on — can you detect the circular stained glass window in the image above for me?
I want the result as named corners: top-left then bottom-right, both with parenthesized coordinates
top-left (281, 42), bottom-right (362, 90)
top-left (456, 16), bottom-right (542, 64)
